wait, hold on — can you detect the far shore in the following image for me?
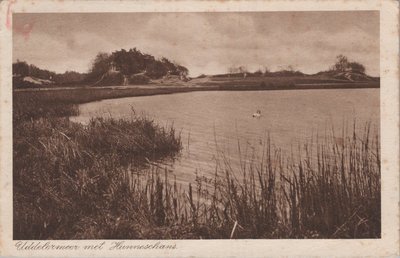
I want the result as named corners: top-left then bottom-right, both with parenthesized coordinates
top-left (14, 80), bottom-right (380, 105)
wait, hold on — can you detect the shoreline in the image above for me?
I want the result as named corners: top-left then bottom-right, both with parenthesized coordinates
top-left (14, 81), bottom-right (380, 92)
top-left (14, 81), bottom-right (380, 105)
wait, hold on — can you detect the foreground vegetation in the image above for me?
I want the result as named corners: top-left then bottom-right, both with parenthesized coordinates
top-left (13, 93), bottom-right (182, 239)
top-left (13, 91), bottom-right (380, 239)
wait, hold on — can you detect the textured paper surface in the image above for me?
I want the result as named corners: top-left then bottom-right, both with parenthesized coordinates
top-left (0, 0), bottom-right (399, 257)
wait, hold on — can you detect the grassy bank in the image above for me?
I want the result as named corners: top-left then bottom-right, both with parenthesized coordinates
top-left (13, 94), bottom-right (182, 239)
top-left (13, 91), bottom-right (380, 239)
top-left (14, 75), bottom-right (380, 106)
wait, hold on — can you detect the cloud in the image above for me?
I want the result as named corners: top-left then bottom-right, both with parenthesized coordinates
top-left (13, 12), bottom-right (380, 76)
top-left (13, 28), bottom-right (118, 73)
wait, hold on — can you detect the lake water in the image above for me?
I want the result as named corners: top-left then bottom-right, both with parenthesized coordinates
top-left (71, 89), bottom-right (379, 185)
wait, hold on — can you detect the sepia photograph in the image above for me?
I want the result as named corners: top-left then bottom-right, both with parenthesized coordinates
top-left (1, 0), bottom-right (399, 257)
top-left (12, 10), bottom-right (382, 240)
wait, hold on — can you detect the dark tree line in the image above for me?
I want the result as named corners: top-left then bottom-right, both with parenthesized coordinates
top-left (226, 55), bottom-right (367, 78)
top-left (13, 48), bottom-right (189, 87)
top-left (13, 51), bottom-right (369, 88)
top-left (13, 61), bottom-right (57, 81)
top-left (224, 64), bottom-right (304, 78)
top-left (13, 60), bottom-right (87, 87)
top-left (86, 48), bottom-right (189, 83)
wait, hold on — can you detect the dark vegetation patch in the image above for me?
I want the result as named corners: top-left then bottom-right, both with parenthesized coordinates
top-left (13, 92), bottom-right (182, 239)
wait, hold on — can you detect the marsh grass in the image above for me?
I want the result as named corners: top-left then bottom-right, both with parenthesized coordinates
top-left (166, 122), bottom-right (380, 239)
top-left (117, 123), bottom-right (380, 239)
top-left (13, 91), bottom-right (380, 239)
top-left (13, 93), bottom-right (182, 239)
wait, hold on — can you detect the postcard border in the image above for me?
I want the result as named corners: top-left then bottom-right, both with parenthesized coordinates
top-left (0, 0), bottom-right (398, 257)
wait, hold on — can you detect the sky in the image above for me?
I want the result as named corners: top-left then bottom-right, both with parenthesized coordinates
top-left (13, 11), bottom-right (379, 77)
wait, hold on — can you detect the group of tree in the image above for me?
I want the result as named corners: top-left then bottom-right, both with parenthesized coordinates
top-left (225, 64), bottom-right (303, 77)
top-left (13, 52), bottom-right (371, 88)
top-left (330, 54), bottom-right (366, 74)
top-left (13, 60), bottom-right (87, 87)
top-left (13, 48), bottom-right (189, 88)
top-left (86, 48), bottom-right (189, 84)
top-left (13, 61), bottom-right (57, 81)
top-left (225, 55), bottom-right (368, 79)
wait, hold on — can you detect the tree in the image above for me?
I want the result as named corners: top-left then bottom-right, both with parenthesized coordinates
top-left (161, 57), bottom-right (178, 74)
top-left (12, 60), bottom-right (56, 80)
top-left (333, 55), bottom-right (349, 72)
top-left (147, 61), bottom-right (167, 78)
top-left (176, 65), bottom-right (189, 76)
top-left (331, 55), bottom-right (366, 74)
top-left (348, 62), bottom-right (366, 74)
top-left (87, 48), bottom-right (189, 82)
top-left (13, 61), bottom-right (30, 76)
top-left (29, 64), bottom-right (56, 80)
top-left (89, 52), bottom-right (111, 79)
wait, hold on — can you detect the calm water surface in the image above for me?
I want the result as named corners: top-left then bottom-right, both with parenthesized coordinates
top-left (71, 89), bottom-right (379, 184)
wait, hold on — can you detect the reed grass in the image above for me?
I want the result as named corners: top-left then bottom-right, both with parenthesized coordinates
top-left (190, 123), bottom-right (380, 239)
top-left (13, 91), bottom-right (380, 239)
top-left (13, 93), bottom-right (182, 239)
top-left (137, 124), bottom-right (380, 239)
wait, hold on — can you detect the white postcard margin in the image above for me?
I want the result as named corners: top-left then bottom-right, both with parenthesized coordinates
top-left (0, 0), bottom-right (398, 257)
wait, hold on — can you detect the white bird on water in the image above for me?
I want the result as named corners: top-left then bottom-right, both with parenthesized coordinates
top-left (252, 110), bottom-right (262, 118)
